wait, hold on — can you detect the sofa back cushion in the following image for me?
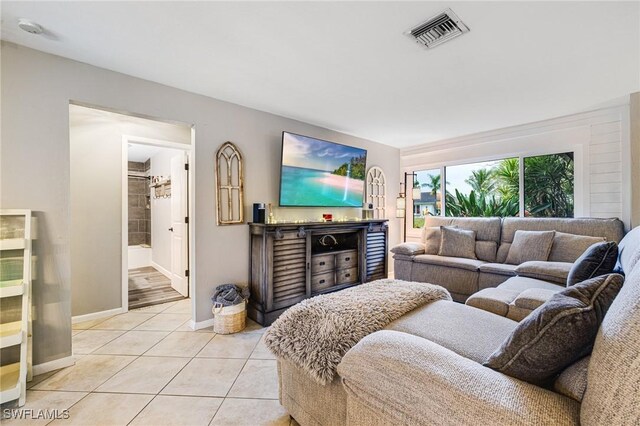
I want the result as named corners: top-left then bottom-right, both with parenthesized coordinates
top-left (423, 217), bottom-right (501, 262)
top-left (614, 225), bottom-right (640, 274)
top-left (497, 218), bottom-right (625, 263)
top-left (438, 227), bottom-right (477, 259)
top-left (581, 246), bottom-right (640, 425)
top-left (422, 226), bottom-right (456, 254)
top-left (505, 230), bottom-right (555, 265)
top-left (549, 232), bottom-right (606, 263)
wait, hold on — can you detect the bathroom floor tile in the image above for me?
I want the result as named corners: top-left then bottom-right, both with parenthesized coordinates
top-left (135, 313), bottom-right (191, 331)
top-left (93, 331), bottom-right (169, 355)
top-left (196, 333), bottom-right (261, 359)
top-left (91, 312), bottom-right (155, 330)
top-left (72, 330), bottom-right (125, 354)
top-left (161, 358), bottom-right (245, 397)
top-left (32, 355), bottom-right (135, 392)
top-left (145, 331), bottom-right (214, 357)
top-left (132, 301), bottom-right (177, 313)
top-left (49, 392), bottom-right (153, 426)
top-left (129, 395), bottom-right (222, 426)
top-left (227, 360), bottom-right (279, 399)
top-left (96, 356), bottom-right (190, 394)
top-left (209, 398), bottom-right (289, 426)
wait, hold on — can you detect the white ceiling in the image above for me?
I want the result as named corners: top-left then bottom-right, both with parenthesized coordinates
top-left (3, 2), bottom-right (639, 148)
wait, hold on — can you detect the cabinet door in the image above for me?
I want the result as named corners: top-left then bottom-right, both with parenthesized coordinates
top-left (365, 226), bottom-right (387, 281)
top-left (269, 232), bottom-right (308, 311)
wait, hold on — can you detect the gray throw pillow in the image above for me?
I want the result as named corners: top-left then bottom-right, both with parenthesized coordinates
top-left (484, 273), bottom-right (624, 385)
top-left (505, 230), bottom-right (555, 265)
top-left (422, 225), bottom-right (457, 254)
top-left (438, 226), bottom-right (477, 259)
top-left (567, 241), bottom-right (618, 286)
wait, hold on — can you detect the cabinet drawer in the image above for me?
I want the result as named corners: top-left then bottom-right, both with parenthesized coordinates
top-left (336, 267), bottom-right (358, 285)
top-left (311, 272), bottom-right (335, 292)
top-left (336, 250), bottom-right (358, 269)
top-left (311, 254), bottom-right (335, 274)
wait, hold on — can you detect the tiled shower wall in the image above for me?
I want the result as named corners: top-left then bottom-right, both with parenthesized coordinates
top-left (128, 160), bottom-right (151, 246)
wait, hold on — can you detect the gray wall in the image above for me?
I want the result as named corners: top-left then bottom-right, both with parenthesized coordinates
top-left (69, 104), bottom-right (191, 317)
top-left (1, 43), bottom-right (400, 365)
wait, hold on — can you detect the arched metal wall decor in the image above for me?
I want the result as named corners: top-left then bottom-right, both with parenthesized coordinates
top-left (365, 166), bottom-right (387, 219)
top-left (215, 142), bottom-right (244, 225)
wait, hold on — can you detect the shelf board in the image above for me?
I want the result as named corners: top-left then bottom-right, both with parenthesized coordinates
top-left (0, 281), bottom-right (25, 298)
top-left (0, 239), bottom-right (26, 250)
top-left (0, 362), bottom-right (21, 404)
top-left (0, 322), bottom-right (23, 349)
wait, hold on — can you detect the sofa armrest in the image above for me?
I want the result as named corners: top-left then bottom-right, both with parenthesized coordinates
top-left (513, 288), bottom-right (559, 311)
top-left (337, 330), bottom-right (579, 426)
top-left (389, 242), bottom-right (425, 256)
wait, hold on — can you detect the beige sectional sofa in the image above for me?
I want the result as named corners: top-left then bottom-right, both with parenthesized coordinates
top-left (392, 217), bottom-right (625, 304)
top-left (277, 225), bottom-right (640, 425)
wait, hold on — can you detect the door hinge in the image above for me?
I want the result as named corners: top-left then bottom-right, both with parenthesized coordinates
top-left (184, 163), bottom-right (189, 171)
top-left (185, 269), bottom-right (190, 277)
top-left (185, 216), bottom-right (189, 224)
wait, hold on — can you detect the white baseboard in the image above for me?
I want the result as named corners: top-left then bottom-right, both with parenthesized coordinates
top-left (151, 261), bottom-right (172, 279)
top-left (72, 307), bottom-right (125, 324)
top-left (33, 356), bottom-right (75, 376)
top-left (190, 318), bottom-right (214, 331)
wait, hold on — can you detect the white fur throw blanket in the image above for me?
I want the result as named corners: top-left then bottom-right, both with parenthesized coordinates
top-left (264, 279), bottom-right (451, 385)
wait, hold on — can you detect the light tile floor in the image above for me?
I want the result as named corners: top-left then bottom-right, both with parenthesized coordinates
top-left (10, 299), bottom-right (297, 426)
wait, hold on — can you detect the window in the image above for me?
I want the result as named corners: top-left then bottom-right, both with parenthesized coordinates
top-left (524, 152), bottom-right (574, 217)
top-left (445, 158), bottom-right (520, 217)
top-left (411, 169), bottom-right (441, 228)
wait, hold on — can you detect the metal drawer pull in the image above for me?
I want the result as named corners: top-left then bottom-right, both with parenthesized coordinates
top-left (320, 261), bottom-right (325, 266)
top-left (319, 279), bottom-right (325, 284)
top-left (345, 257), bottom-right (350, 261)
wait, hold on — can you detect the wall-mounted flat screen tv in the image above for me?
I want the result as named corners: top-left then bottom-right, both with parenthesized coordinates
top-left (279, 131), bottom-right (367, 207)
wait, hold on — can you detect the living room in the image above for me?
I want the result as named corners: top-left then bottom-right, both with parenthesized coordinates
top-left (1, 1), bottom-right (639, 425)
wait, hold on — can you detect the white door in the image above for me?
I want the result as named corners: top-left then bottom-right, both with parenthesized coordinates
top-left (170, 153), bottom-right (189, 297)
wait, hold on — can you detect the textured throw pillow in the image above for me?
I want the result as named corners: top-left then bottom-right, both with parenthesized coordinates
top-left (422, 225), bottom-right (457, 255)
top-left (438, 226), bottom-right (477, 259)
top-left (549, 232), bottom-right (606, 263)
top-left (505, 230), bottom-right (556, 265)
top-left (567, 241), bottom-right (618, 286)
top-left (389, 242), bottom-right (425, 256)
top-left (484, 274), bottom-right (624, 385)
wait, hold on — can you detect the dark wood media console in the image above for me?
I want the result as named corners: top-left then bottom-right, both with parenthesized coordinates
top-left (248, 220), bottom-right (388, 325)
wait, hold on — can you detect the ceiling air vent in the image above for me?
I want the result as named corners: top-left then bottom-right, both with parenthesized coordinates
top-left (405, 8), bottom-right (469, 49)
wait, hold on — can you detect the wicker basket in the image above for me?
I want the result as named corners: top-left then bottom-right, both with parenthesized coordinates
top-left (212, 300), bottom-right (247, 334)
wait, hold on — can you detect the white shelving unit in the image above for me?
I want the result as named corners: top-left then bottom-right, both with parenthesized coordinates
top-left (0, 209), bottom-right (32, 407)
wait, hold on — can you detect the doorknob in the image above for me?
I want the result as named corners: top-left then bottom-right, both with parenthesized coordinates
top-left (169, 227), bottom-right (174, 232)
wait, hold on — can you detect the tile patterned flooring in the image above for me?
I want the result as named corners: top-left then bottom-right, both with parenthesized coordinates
top-left (10, 299), bottom-right (298, 426)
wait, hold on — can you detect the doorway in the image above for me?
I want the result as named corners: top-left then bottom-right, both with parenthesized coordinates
top-left (124, 139), bottom-right (191, 310)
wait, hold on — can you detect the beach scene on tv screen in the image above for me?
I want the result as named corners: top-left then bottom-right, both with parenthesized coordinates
top-left (280, 133), bottom-right (366, 207)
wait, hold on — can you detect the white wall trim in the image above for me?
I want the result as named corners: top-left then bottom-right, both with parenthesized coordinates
top-left (189, 318), bottom-right (214, 331)
top-left (33, 356), bottom-right (75, 376)
top-left (150, 261), bottom-right (172, 280)
top-left (72, 307), bottom-right (125, 324)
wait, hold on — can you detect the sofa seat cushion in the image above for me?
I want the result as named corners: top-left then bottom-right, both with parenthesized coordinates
top-left (466, 288), bottom-right (520, 317)
top-left (412, 254), bottom-right (486, 271)
top-left (478, 263), bottom-right (518, 277)
top-left (385, 300), bottom-right (517, 363)
top-left (515, 261), bottom-right (573, 285)
top-left (554, 356), bottom-right (590, 402)
top-left (513, 288), bottom-right (560, 311)
top-left (499, 276), bottom-right (565, 293)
